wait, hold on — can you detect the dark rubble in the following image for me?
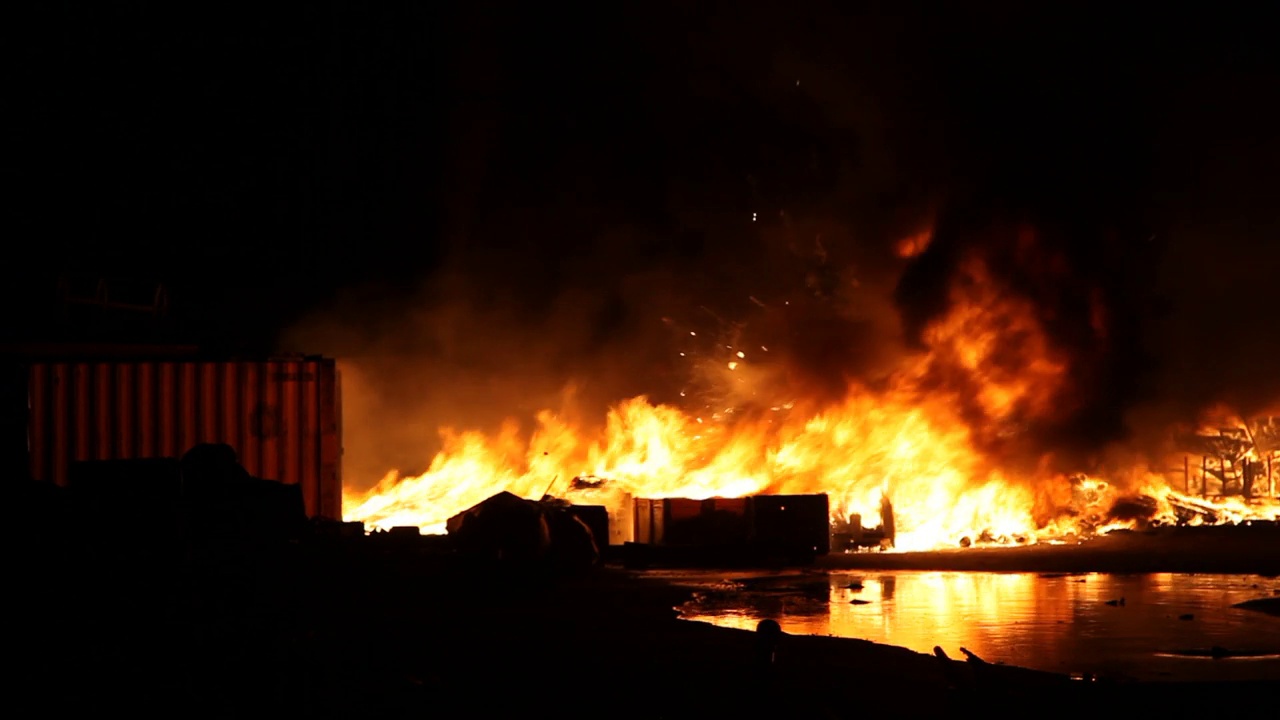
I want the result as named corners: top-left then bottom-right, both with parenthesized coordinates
top-left (11, 466), bottom-right (1280, 719)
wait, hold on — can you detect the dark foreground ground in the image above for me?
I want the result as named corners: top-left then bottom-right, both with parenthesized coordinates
top-left (13, 524), bottom-right (1280, 719)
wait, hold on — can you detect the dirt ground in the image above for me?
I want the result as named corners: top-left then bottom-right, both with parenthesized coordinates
top-left (14, 526), bottom-right (1280, 719)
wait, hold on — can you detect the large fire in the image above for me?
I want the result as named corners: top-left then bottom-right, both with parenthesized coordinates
top-left (343, 243), bottom-right (1280, 551)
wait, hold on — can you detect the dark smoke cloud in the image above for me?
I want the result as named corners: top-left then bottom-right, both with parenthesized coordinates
top-left (280, 3), bottom-right (949, 489)
top-left (283, 221), bottom-right (911, 491)
top-left (1138, 63), bottom-right (1280, 425)
top-left (282, 249), bottom-right (687, 488)
top-left (282, 3), bottom-right (1279, 489)
top-left (890, 6), bottom-right (1280, 463)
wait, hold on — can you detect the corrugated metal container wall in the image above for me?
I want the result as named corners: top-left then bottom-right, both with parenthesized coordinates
top-left (632, 494), bottom-right (830, 555)
top-left (25, 358), bottom-right (342, 520)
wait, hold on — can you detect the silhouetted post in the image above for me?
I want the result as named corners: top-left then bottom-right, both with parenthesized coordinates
top-left (754, 618), bottom-right (783, 672)
top-left (879, 495), bottom-right (895, 549)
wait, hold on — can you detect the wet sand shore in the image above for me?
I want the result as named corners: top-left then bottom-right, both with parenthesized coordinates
top-left (329, 556), bottom-right (1279, 719)
top-left (15, 532), bottom-right (1280, 719)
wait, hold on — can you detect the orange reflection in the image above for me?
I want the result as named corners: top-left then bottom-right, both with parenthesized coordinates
top-left (679, 571), bottom-right (1280, 681)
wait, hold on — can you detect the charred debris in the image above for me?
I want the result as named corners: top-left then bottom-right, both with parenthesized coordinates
top-left (1098, 416), bottom-right (1280, 529)
top-left (368, 485), bottom-right (837, 571)
top-left (1172, 417), bottom-right (1280, 501)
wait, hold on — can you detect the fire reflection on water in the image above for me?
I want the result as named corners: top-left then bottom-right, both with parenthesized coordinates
top-left (678, 571), bottom-right (1280, 682)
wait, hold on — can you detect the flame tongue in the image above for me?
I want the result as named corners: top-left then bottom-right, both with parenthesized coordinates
top-left (344, 246), bottom-right (1280, 548)
top-left (343, 290), bottom-right (1064, 552)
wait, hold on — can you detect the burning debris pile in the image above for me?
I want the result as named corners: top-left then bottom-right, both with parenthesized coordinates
top-left (338, 223), bottom-right (1280, 553)
top-left (444, 490), bottom-right (602, 572)
top-left (830, 494), bottom-right (897, 551)
top-left (1174, 416), bottom-right (1279, 499)
top-left (1093, 413), bottom-right (1280, 530)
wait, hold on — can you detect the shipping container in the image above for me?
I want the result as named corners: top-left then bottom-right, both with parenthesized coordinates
top-left (633, 498), bottom-right (664, 544)
top-left (18, 356), bottom-right (342, 519)
top-left (632, 493), bottom-right (830, 557)
top-left (606, 491), bottom-right (634, 545)
top-left (632, 496), bottom-right (756, 547)
top-left (747, 494), bottom-right (830, 556)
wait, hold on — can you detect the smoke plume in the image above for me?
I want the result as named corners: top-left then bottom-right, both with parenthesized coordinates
top-left (281, 4), bottom-right (1279, 495)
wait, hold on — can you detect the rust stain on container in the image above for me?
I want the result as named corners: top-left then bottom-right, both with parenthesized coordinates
top-left (24, 358), bottom-right (342, 520)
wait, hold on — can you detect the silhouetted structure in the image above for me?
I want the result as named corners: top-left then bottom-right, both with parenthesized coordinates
top-left (447, 491), bottom-right (602, 573)
top-left (755, 618), bottom-right (783, 671)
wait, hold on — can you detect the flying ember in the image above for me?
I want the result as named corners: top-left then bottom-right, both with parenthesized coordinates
top-left (343, 247), bottom-right (1280, 551)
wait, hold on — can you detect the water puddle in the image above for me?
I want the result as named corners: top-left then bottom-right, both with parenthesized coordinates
top-left (674, 570), bottom-right (1280, 682)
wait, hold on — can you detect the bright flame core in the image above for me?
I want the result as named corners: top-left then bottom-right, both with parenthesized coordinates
top-left (344, 253), bottom-right (1280, 549)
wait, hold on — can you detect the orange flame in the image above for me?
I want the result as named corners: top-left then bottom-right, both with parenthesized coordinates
top-left (344, 255), bottom-right (1280, 548)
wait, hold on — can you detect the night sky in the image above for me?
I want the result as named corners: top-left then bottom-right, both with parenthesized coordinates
top-left (8, 3), bottom-right (1279, 463)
